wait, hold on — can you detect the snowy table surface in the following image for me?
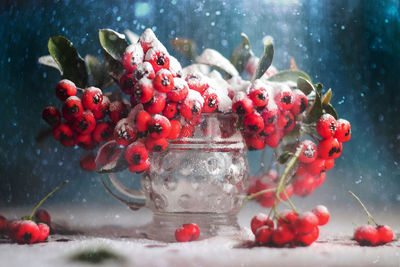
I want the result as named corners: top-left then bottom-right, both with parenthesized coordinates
top-left (0, 203), bottom-right (399, 267)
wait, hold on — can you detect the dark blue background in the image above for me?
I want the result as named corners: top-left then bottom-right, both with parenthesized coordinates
top-left (0, 0), bottom-right (399, 208)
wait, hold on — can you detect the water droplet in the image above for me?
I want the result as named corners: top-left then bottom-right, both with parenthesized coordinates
top-left (341, 25), bottom-right (346, 30)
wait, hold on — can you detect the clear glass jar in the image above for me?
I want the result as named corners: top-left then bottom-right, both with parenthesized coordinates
top-left (100, 113), bottom-right (249, 242)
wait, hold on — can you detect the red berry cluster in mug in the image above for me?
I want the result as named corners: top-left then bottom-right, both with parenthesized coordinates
top-left (251, 205), bottom-right (330, 247)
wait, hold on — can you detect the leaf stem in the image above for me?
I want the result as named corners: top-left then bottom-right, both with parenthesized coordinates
top-left (348, 191), bottom-right (379, 226)
top-left (29, 180), bottom-right (69, 220)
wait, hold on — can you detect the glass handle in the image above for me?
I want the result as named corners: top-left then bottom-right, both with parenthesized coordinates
top-left (99, 173), bottom-right (146, 210)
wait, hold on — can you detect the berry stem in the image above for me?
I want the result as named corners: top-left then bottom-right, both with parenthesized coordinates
top-left (348, 191), bottom-right (379, 226)
top-left (29, 180), bottom-right (69, 220)
top-left (246, 187), bottom-right (277, 201)
top-left (76, 87), bottom-right (86, 92)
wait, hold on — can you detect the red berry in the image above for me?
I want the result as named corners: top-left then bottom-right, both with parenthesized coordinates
top-left (296, 163), bottom-right (308, 176)
top-left (55, 79), bottom-right (77, 101)
top-left (8, 221), bottom-right (21, 240)
top-left (334, 118), bottom-right (351, 142)
top-left (34, 209), bottom-right (51, 225)
top-left (128, 159), bottom-right (150, 173)
top-left (354, 225), bottom-right (379, 246)
top-left (251, 213), bottom-right (274, 235)
top-left (276, 111), bottom-right (295, 132)
top-left (274, 87), bottom-right (294, 111)
top-left (325, 158), bottom-right (335, 171)
top-left (202, 87), bottom-right (219, 113)
top-left (125, 142), bottom-right (148, 166)
top-left (73, 110), bottom-right (96, 135)
top-left (316, 114), bottom-right (337, 139)
top-left (255, 226), bottom-right (273, 245)
top-left (168, 56), bottom-right (183, 77)
top-left (153, 69), bottom-right (174, 93)
top-left (262, 105), bottom-right (279, 126)
top-left (291, 89), bottom-right (308, 115)
top-left (314, 172), bottom-right (326, 187)
top-left (15, 220), bottom-right (40, 244)
top-left (294, 212), bottom-right (319, 234)
top-left (82, 87), bottom-right (103, 111)
top-left (92, 96), bottom-right (110, 120)
top-left (179, 124), bottom-right (195, 138)
top-left (244, 133), bottom-right (266, 150)
top-left (295, 226), bottom-right (319, 246)
top-left (42, 106), bottom-right (61, 128)
top-left (144, 92), bottom-right (167, 114)
top-left (377, 225), bottom-right (394, 244)
top-left (318, 138), bottom-right (341, 159)
top-left (163, 101), bottom-right (179, 119)
top-left (109, 101), bottom-right (129, 123)
top-left (122, 43), bottom-right (144, 73)
top-left (249, 80), bottom-right (269, 107)
top-left (134, 62), bottom-right (156, 81)
top-left (232, 92), bottom-right (253, 116)
top-left (312, 205), bottom-right (330, 226)
top-left (62, 96), bottom-right (83, 121)
top-left (292, 175), bottom-right (315, 197)
top-left (79, 153), bottom-right (98, 171)
top-left (145, 48), bottom-right (170, 73)
top-left (306, 158), bottom-right (326, 176)
top-left (277, 210), bottom-right (298, 226)
top-left (167, 77), bottom-right (189, 102)
top-left (272, 224), bottom-right (295, 246)
top-left (186, 72), bottom-right (209, 93)
top-left (244, 112), bottom-right (264, 134)
top-left (119, 72), bottom-right (135, 94)
top-left (145, 137), bottom-right (168, 152)
top-left (264, 131), bottom-right (281, 148)
top-left (36, 223), bottom-right (50, 243)
top-left (148, 115), bottom-right (171, 139)
top-left (175, 223), bottom-right (200, 242)
top-left (168, 120), bottom-right (181, 140)
top-left (180, 90), bottom-right (204, 120)
top-left (0, 215), bottom-right (8, 233)
top-left (139, 28), bottom-right (157, 53)
top-left (298, 140), bottom-right (318, 163)
top-left (53, 123), bottom-right (75, 147)
top-left (135, 110), bottom-right (152, 132)
top-left (92, 121), bottom-right (114, 143)
top-left (114, 118), bottom-right (137, 146)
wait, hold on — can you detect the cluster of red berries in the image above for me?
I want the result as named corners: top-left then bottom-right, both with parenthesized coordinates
top-left (42, 79), bottom-right (114, 171)
top-left (232, 81), bottom-right (309, 150)
top-left (251, 205), bottom-right (329, 247)
top-left (0, 209), bottom-right (51, 244)
top-left (175, 223), bottom-right (200, 242)
top-left (354, 224), bottom-right (394, 246)
top-left (292, 114), bottom-right (351, 197)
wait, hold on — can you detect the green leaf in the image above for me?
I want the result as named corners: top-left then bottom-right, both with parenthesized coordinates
top-left (102, 49), bottom-right (125, 80)
top-left (267, 70), bottom-right (312, 84)
top-left (48, 36), bottom-right (88, 88)
top-left (70, 248), bottom-right (124, 264)
top-left (322, 88), bottom-right (332, 105)
top-left (38, 55), bottom-right (61, 71)
top-left (170, 38), bottom-right (197, 60)
top-left (297, 77), bottom-right (314, 95)
top-left (254, 36), bottom-right (274, 80)
top-left (99, 29), bottom-right (129, 60)
top-left (315, 83), bottom-right (323, 95)
top-left (278, 151), bottom-right (291, 164)
top-left (85, 55), bottom-right (112, 88)
top-left (229, 33), bottom-right (253, 74)
top-left (304, 88), bottom-right (323, 124)
top-left (196, 49), bottom-right (239, 78)
top-left (124, 29), bottom-right (139, 44)
top-left (322, 103), bottom-right (338, 119)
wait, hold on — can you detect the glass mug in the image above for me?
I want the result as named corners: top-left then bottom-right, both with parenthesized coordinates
top-left (99, 113), bottom-right (249, 242)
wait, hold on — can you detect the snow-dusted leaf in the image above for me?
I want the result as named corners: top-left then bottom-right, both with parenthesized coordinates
top-left (229, 33), bottom-right (253, 74)
top-left (182, 64), bottom-right (210, 76)
top-left (267, 70), bottom-right (312, 84)
top-left (322, 88), bottom-right (332, 105)
top-left (99, 29), bottom-right (129, 60)
top-left (305, 87), bottom-right (323, 124)
top-left (124, 29), bottom-right (139, 44)
top-left (48, 36), bottom-right (88, 88)
top-left (171, 38), bottom-right (197, 60)
top-left (254, 36), bottom-right (274, 80)
top-left (102, 49), bottom-right (124, 80)
top-left (297, 77), bottom-right (314, 95)
top-left (38, 55), bottom-right (60, 71)
top-left (85, 55), bottom-right (112, 88)
top-left (197, 49), bottom-right (239, 78)
top-left (96, 141), bottom-right (127, 173)
top-left (322, 103), bottom-right (338, 119)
